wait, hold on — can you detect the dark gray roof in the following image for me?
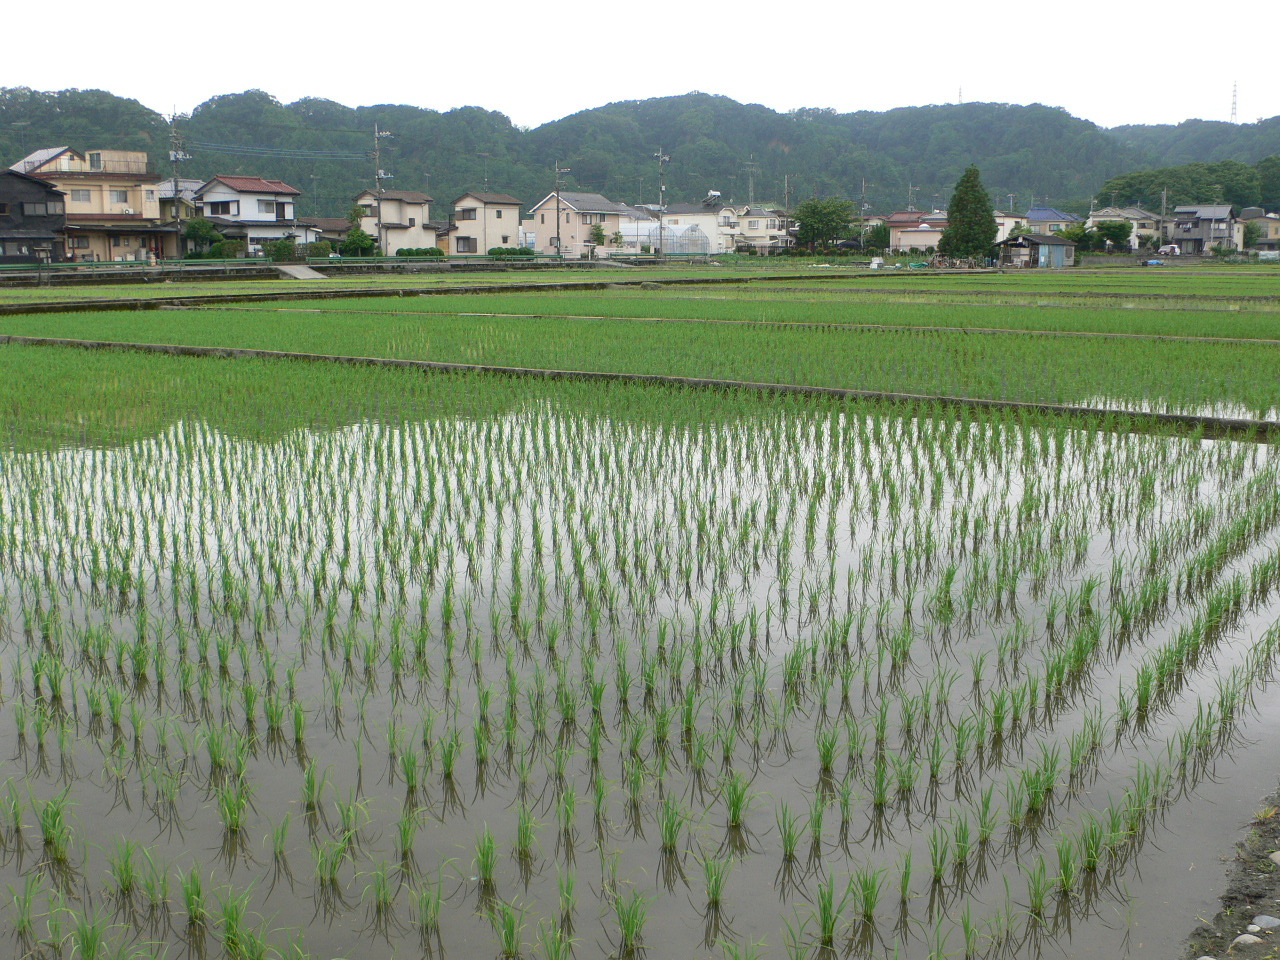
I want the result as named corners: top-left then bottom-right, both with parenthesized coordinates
top-left (1174, 204), bottom-right (1233, 219)
top-left (537, 191), bottom-right (633, 215)
top-left (999, 233), bottom-right (1075, 246)
top-left (456, 191), bottom-right (522, 205)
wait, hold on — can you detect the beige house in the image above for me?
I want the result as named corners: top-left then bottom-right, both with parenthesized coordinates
top-left (886, 211), bottom-right (948, 252)
top-left (1085, 206), bottom-right (1161, 249)
top-left (158, 177), bottom-right (202, 258)
top-left (1239, 207), bottom-right (1280, 252)
top-left (523, 191), bottom-right (637, 257)
top-left (451, 192), bottom-right (523, 254)
top-left (356, 189), bottom-right (434, 254)
top-left (11, 146), bottom-right (167, 261)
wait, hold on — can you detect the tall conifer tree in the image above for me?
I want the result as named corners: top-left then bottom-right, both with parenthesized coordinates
top-left (939, 165), bottom-right (998, 258)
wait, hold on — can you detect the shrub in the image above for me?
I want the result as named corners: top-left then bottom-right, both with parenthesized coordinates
top-left (209, 239), bottom-right (246, 259)
top-left (303, 241), bottom-right (332, 258)
top-left (488, 247), bottom-right (536, 257)
top-left (263, 238), bottom-right (298, 262)
top-left (395, 247), bottom-right (444, 257)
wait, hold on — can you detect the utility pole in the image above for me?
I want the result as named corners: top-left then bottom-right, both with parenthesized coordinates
top-left (167, 112), bottom-right (191, 260)
top-left (554, 159), bottom-right (571, 258)
top-left (1007, 193), bottom-right (1015, 212)
top-left (477, 152), bottom-right (491, 189)
top-left (1231, 80), bottom-right (1238, 124)
top-left (783, 174), bottom-right (790, 218)
top-left (907, 182), bottom-right (919, 211)
top-left (372, 125), bottom-right (393, 255)
top-left (654, 147), bottom-right (670, 258)
top-left (743, 155), bottom-right (760, 205)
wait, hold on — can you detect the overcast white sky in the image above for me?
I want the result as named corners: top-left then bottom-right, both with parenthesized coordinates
top-left (6, 2), bottom-right (1278, 130)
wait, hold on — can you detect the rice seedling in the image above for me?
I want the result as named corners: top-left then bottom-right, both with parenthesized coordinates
top-left (476, 825), bottom-right (498, 889)
top-left (702, 855), bottom-right (731, 907)
top-left (613, 890), bottom-right (648, 953)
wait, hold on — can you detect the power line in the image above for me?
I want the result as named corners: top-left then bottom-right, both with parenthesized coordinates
top-left (186, 139), bottom-right (366, 160)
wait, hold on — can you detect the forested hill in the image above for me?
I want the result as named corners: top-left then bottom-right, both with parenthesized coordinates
top-left (0, 86), bottom-right (1270, 218)
top-left (1109, 118), bottom-right (1280, 166)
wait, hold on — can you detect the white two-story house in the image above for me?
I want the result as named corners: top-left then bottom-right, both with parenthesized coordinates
top-left (194, 175), bottom-right (320, 254)
top-left (355, 189), bottom-right (435, 254)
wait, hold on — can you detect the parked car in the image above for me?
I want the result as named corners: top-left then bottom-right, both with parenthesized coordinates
top-left (1157, 244), bottom-right (1180, 256)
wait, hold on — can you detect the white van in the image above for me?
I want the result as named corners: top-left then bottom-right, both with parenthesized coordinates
top-left (1157, 244), bottom-right (1181, 256)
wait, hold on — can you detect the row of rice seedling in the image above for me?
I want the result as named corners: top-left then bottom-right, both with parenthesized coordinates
top-left (0, 344), bottom-right (1277, 958)
top-left (3, 304), bottom-right (1279, 420)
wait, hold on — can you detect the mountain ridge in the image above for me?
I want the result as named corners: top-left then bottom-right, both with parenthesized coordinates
top-left (1, 86), bottom-right (1271, 219)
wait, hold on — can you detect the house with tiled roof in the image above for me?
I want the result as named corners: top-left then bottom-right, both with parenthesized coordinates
top-left (355, 189), bottom-right (434, 255)
top-left (523, 191), bottom-right (642, 257)
top-left (885, 210), bottom-right (948, 252)
top-left (194, 175), bottom-right (320, 254)
top-left (1084, 206), bottom-right (1162, 250)
top-left (1168, 204), bottom-right (1242, 253)
top-left (1023, 205), bottom-right (1083, 235)
top-left (0, 169), bottom-right (67, 263)
top-left (450, 191), bottom-right (523, 254)
top-left (11, 146), bottom-right (167, 261)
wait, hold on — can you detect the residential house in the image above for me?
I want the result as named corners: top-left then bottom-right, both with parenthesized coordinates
top-left (11, 147), bottom-right (166, 261)
top-left (1085, 206), bottom-right (1161, 250)
top-left (356, 189), bottom-right (434, 254)
top-left (0, 169), bottom-right (66, 263)
top-left (158, 177), bottom-right (203, 258)
top-left (992, 210), bottom-right (1024, 243)
top-left (1023, 205), bottom-right (1084, 235)
top-left (1168, 204), bottom-right (1241, 253)
top-left (523, 191), bottom-right (639, 257)
top-left (997, 233), bottom-right (1076, 268)
top-left (450, 192), bottom-right (523, 254)
top-left (310, 218), bottom-right (353, 250)
top-left (661, 195), bottom-right (739, 254)
top-left (1238, 207), bottom-right (1279, 252)
top-left (194, 175), bottom-right (320, 254)
top-left (885, 210), bottom-right (948, 252)
top-left (733, 206), bottom-right (792, 253)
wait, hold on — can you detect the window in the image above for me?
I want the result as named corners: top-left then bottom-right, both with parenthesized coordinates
top-left (1049, 223), bottom-right (1061, 231)
top-left (748, 219), bottom-right (760, 229)
top-left (540, 214), bottom-right (545, 224)
top-left (579, 213), bottom-right (592, 225)
top-left (47, 201), bottom-right (64, 214)
top-left (208, 200), bottom-right (239, 216)
top-left (501, 235), bottom-right (509, 244)
top-left (123, 237), bottom-right (131, 247)
top-left (456, 236), bottom-right (477, 253)
top-left (258, 200), bottom-right (276, 215)
top-left (408, 217), bottom-right (416, 227)
top-left (768, 219), bottom-right (777, 229)
top-left (22, 202), bottom-right (48, 216)
top-left (495, 209), bottom-right (503, 218)
top-left (112, 236), bottom-right (121, 247)
top-left (566, 213), bottom-right (571, 223)
top-left (145, 190), bottom-right (156, 201)
top-left (70, 189), bottom-right (91, 203)
top-left (110, 189), bottom-right (130, 204)
top-left (457, 208), bottom-right (477, 220)
top-left (69, 236), bottom-right (89, 249)
top-left (1138, 221), bottom-right (1151, 229)
top-left (88, 152), bottom-right (102, 171)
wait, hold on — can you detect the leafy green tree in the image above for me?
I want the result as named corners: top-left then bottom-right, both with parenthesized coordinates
top-left (183, 217), bottom-right (221, 252)
top-left (938, 165), bottom-right (997, 258)
top-left (1244, 220), bottom-right (1263, 248)
top-left (1258, 155), bottom-right (1280, 211)
top-left (347, 203), bottom-right (367, 227)
top-left (588, 224), bottom-right (606, 247)
top-left (864, 223), bottom-right (890, 251)
top-left (1093, 220), bottom-right (1133, 249)
top-left (340, 226), bottom-right (376, 256)
top-left (795, 197), bottom-right (853, 247)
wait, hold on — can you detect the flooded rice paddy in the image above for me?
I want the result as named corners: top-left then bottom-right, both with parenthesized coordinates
top-left (2, 383), bottom-right (1280, 960)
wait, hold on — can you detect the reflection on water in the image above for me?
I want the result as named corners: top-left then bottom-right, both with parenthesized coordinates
top-left (1, 404), bottom-right (1279, 960)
